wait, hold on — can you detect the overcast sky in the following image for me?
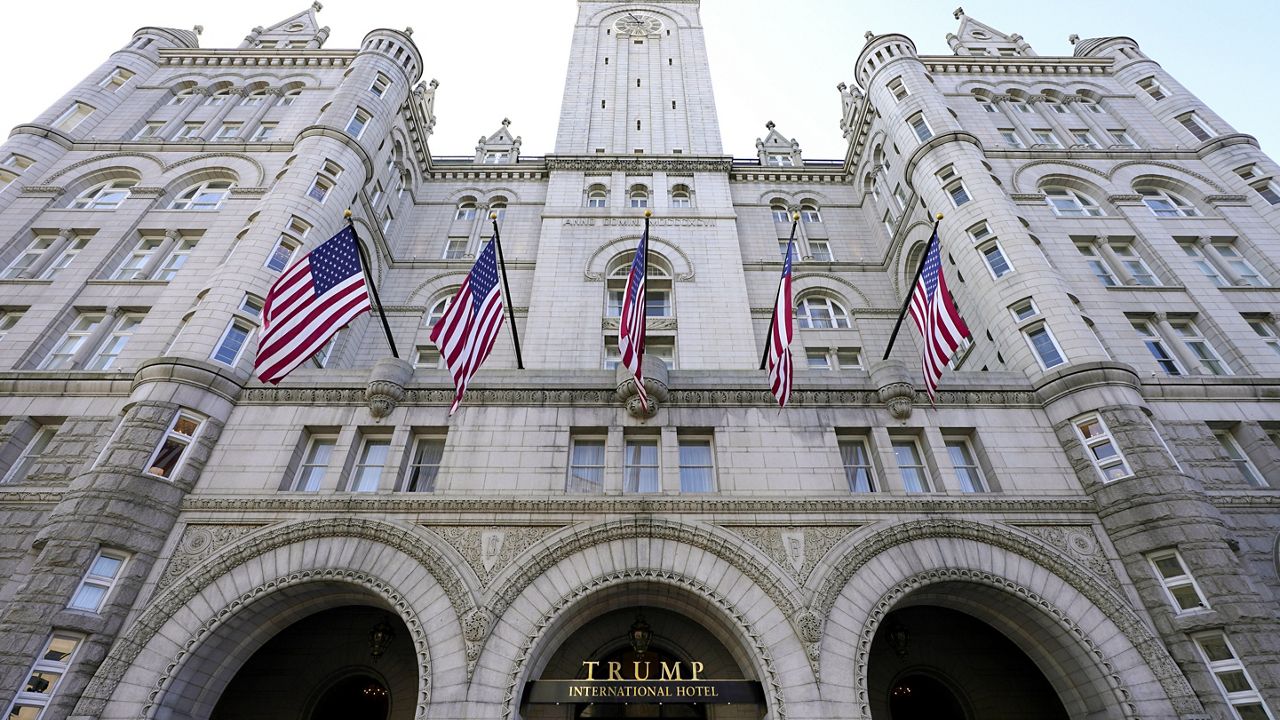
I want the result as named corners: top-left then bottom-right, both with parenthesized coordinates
top-left (1, 1), bottom-right (1275, 159)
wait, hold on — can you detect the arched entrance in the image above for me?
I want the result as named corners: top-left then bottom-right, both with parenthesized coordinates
top-left (868, 603), bottom-right (1070, 719)
top-left (211, 605), bottom-right (415, 719)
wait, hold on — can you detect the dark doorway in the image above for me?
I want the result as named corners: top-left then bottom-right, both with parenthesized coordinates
top-left (311, 674), bottom-right (390, 720)
top-left (888, 673), bottom-right (965, 720)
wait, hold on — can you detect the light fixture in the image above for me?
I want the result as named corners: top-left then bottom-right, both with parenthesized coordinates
top-left (885, 618), bottom-right (910, 658)
top-left (628, 615), bottom-right (653, 653)
top-left (369, 615), bottom-right (396, 658)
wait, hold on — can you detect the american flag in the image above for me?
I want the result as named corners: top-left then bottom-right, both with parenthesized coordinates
top-left (255, 226), bottom-right (370, 385)
top-left (767, 239), bottom-right (795, 407)
top-left (618, 227), bottom-right (649, 411)
top-left (907, 228), bottom-right (971, 402)
top-left (430, 239), bottom-right (506, 415)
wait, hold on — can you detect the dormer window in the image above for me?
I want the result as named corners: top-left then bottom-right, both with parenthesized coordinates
top-left (483, 152), bottom-right (509, 164)
top-left (765, 154), bottom-right (793, 167)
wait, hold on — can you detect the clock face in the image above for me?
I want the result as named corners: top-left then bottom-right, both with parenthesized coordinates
top-left (614, 13), bottom-right (662, 37)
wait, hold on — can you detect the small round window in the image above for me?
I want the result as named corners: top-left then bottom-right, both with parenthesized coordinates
top-left (286, 22), bottom-right (306, 32)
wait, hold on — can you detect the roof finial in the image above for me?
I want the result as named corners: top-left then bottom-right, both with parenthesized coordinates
top-left (193, 25), bottom-right (204, 36)
top-left (312, 1), bottom-right (323, 12)
top-left (765, 120), bottom-right (776, 131)
top-left (1068, 33), bottom-right (1080, 45)
top-left (404, 27), bottom-right (414, 36)
top-left (502, 117), bottom-right (511, 128)
top-left (864, 30), bottom-right (875, 42)
top-left (953, 6), bottom-right (965, 19)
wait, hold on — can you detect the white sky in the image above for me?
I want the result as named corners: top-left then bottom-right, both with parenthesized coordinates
top-left (0, 1), bottom-right (1275, 160)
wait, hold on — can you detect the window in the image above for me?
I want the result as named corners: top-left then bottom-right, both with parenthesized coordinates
top-left (169, 180), bottom-right (232, 210)
top-left (1024, 322), bottom-right (1066, 369)
top-left (250, 122), bottom-right (277, 141)
top-left (1215, 430), bottom-right (1265, 487)
top-left (999, 129), bottom-right (1024, 148)
top-left (68, 550), bottom-right (128, 612)
top-left (203, 89), bottom-right (231, 106)
top-left (404, 436), bottom-right (444, 492)
top-left (86, 313), bottom-right (145, 370)
top-left (483, 151), bottom-right (510, 164)
top-left (796, 295), bottom-right (851, 329)
top-left (567, 437), bottom-right (606, 493)
top-left (765, 153), bottom-right (794, 166)
top-left (623, 438), bottom-right (659, 493)
top-left (1075, 414), bottom-right (1131, 481)
top-left (52, 102), bottom-right (94, 132)
top-left (1246, 317), bottom-right (1280, 357)
top-left (975, 96), bottom-right (997, 113)
top-left (806, 346), bottom-right (861, 371)
top-left (240, 90), bottom-right (268, 106)
top-left (1192, 632), bottom-right (1275, 720)
top-left (1071, 130), bottom-right (1099, 148)
top-left (605, 336), bottom-right (674, 370)
top-left (1171, 319), bottom-right (1231, 375)
top-left (370, 73), bottom-right (391, 97)
top-left (587, 186), bottom-right (608, 208)
top-left (629, 187), bottom-right (649, 208)
top-left (892, 439), bottom-right (931, 492)
top-left (937, 166), bottom-right (969, 207)
top-left (979, 242), bottom-right (1013, 278)
top-left (671, 186), bottom-right (692, 208)
top-left (309, 161), bottom-right (342, 203)
top-left (946, 437), bottom-right (987, 492)
top-left (908, 113), bottom-right (933, 142)
top-left (1045, 187), bottom-right (1104, 217)
top-left (413, 345), bottom-right (442, 369)
top-left (1110, 130), bottom-right (1138, 148)
top-left (800, 204), bottom-right (822, 223)
top-left (6, 633), bottom-right (83, 720)
top-left (1249, 179), bottom-right (1280, 205)
top-left (1075, 243), bottom-right (1117, 286)
top-left (154, 238), bottom-right (195, 281)
top-left (1147, 549), bottom-right (1209, 613)
top-left (806, 348), bottom-right (832, 370)
top-left (808, 239), bottom-right (833, 262)
top-left (41, 312), bottom-right (105, 369)
top-left (145, 411), bottom-right (201, 479)
top-left (346, 107), bottom-right (372, 138)
top-left (893, 184), bottom-right (907, 211)
top-left (71, 180), bottom-right (135, 209)
top-left (1080, 97), bottom-right (1104, 114)
top-left (1178, 113), bottom-right (1214, 142)
top-left (37, 238), bottom-right (87, 280)
top-left (3, 236), bottom-right (56, 279)
top-left (887, 76), bottom-right (908, 101)
top-left (1032, 129), bottom-right (1062, 148)
top-left (1010, 298), bottom-right (1039, 322)
top-left (0, 309), bottom-right (22, 343)
top-left (292, 434), bottom-right (335, 491)
top-left (678, 438), bottom-right (715, 492)
top-left (168, 87), bottom-right (197, 105)
top-left (1132, 320), bottom-right (1184, 376)
top-left (771, 204), bottom-right (790, 223)
top-left (1138, 76), bottom-right (1168, 101)
top-left (132, 122), bottom-right (164, 140)
top-left (112, 238), bottom-right (163, 280)
top-left (309, 331), bottom-right (339, 368)
top-left (606, 259), bottom-right (671, 317)
top-left (351, 436), bottom-right (390, 492)
top-left (1112, 242), bottom-right (1159, 286)
top-left (211, 318), bottom-right (253, 366)
top-left (454, 200), bottom-right (477, 221)
top-left (173, 122), bottom-right (202, 141)
top-left (1009, 97), bottom-right (1032, 114)
top-left (0, 168), bottom-right (16, 192)
top-left (267, 233), bottom-right (301, 272)
top-left (1139, 188), bottom-right (1200, 218)
top-left (839, 437), bottom-right (877, 492)
top-left (239, 294), bottom-right (264, 320)
top-left (1182, 243), bottom-right (1227, 286)
top-left (443, 237), bottom-right (468, 259)
top-left (278, 88), bottom-right (302, 106)
top-left (1212, 243), bottom-right (1267, 287)
top-left (213, 122), bottom-right (242, 141)
top-left (1, 424), bottom-right (58, 484)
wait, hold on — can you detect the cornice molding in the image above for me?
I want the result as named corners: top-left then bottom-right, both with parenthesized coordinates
top-left (919, 55), bottom-right (1112, 75)
top-left (156, 49), bottom-right (356, 67)
top-left (545, 155), bottom-right (733, 173)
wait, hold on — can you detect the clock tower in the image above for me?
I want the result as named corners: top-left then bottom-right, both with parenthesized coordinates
top-left (554, 0), bottom-right (723, 155)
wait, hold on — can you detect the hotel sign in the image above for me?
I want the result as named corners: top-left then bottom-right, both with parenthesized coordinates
top-left (524, 660), bottom-right (765, 705)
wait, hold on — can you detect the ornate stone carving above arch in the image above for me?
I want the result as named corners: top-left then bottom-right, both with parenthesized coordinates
top-left (583, 234), bottom-right (695, 281)
top-left (1011, 158), bottom-right (1110, 194)
top-left (161, 152), bottom-right (267, 187)
top-left (793, 272), bottom-right (872, 308)
top-left (407, 270), bottom-right (472, 305)
top-left (42, 151), bottom-right (165, 185)
top-left (1108, 159), bottom-right (1227, 194)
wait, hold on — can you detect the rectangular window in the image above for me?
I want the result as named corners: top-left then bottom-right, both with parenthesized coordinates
top-left (908, 113), bottom-right (933, 142)
top-left (808, 239), bottom-right (833, 262)
top-left (292, 434), bottom-right (335, 491)
top-left (53, 102), bottom-right (95, 132)
top-left (173, 122), bottom-right (202, 141)
top-left (267, 235), bottom-right (300, 272)
top-left (41, 312), bottom-right (105, 370)
top-left (887, 76), bottom-right (908, 101)
top-left (678, 438), bottom-right (715, 493)
top-left (623, 438), bottom-right (659, 493)
top-left (1212, 243), bottom-right (1267, 287)
top-left (1071, 130), bottom-right (1099, 148)
top-left (806, 349), bottom-right (831, 370)
top-left (1215, 430), bottom-right (1265, 487)
top-left (1110, 130), bottom-right (1139, 148)
top-left (839, 437), bottom-right (877, 492)
top-left (1113, 242), bottom-right (1158, 286)
top-left (250, 122), bottom-right (277, 141)
top-left (351, 436), bottom-right (391, 492)
top-left (999, 129), bottom-right (1024, 148)
top-left (211, 318), bottom-right (253, 366)
top-left (1075, 244), bottom-right (1117, 287)
top-left (346, 108), bottom-right (372, 138)
top-left (1251, 179), bottom-right (1280, 205)
top-left (1147, 549), bottom-right (1209, 613)
top-left (68, 550), bottom-right (129, 612)
top-left (946, 437), bottom-right (987, 492)
top-left (893, 439), bottom-right (932, 492)
top-left (945, 179), bottom-right (970, 207)
top-left (1075, 414), bottom-right (1131, 482)
top-left (145, 411), bottom-right (201, 480)
top-left (1, 424), bottom-right (58, 484)
top-left (403, 435), bottom-right (444, 492)
top-left (1132, 320), bottom-right (1184, 376)
top-left (1192, 632), bottom-right (1275, 720)
top-left (1025, 323), bottom-right (1066, 369)
top-left (99, 67), bottom-right (134, 91)
top-left (980, 242), bottom-right (1012, 278)
top-left (155, 238), bottom-right (195, 281)
top-left (370, 73), bottom-right (391, 98)
top-left (1032, 129), bottom-right (1062, 148)
top-left (1010, 298), bottom-right (1039, 322)
top-left (38, 238), bottom-right (88, 280)
top-left (1178, 113), bottom-right (1213, 142)
top-left (112, 237), bottom-right (163, 280)
top-left (86, 313), bottom-right (145, 370)
top-left (893, 184), bottom-right (907, 211)
top-left (308, 174), bottom-right (334, 203)
top-left (214, 122), bottom-right (242, 141)
top-left (132, 121), bottom-right (164, 141)
top-left (413, 345), bottom-right (442, 369)
top-left (567, 437), bottom-right (606, 493)
top-left (443, 237), bottom-right (469, 260)
top-left (0, 309), bottom-right (23, 344)
top-left (1246, 317), bottom-right (1280, 357)
top-left (1182, 243), bottom-right (1227, 287)
top-left (309, 332), bottom-right (339, 368)
top-left (1171, 320), bottom-right (1231, 375)
top-left (1138, 76), bottom-right (1168, 101)
top-left (6, 633), bottom-right (83, 720)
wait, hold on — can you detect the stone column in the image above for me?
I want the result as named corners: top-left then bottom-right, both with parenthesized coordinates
top-left (1153, 313), bottom-right (1204, 375)
top-left (19, 228), bottom-right (76, 279)
top-left (198, 88), bottom-right (246, 139)
top-left (136, 229), bottom-right (181, 280)
top-left (159, 87), bottom-right (208, 138)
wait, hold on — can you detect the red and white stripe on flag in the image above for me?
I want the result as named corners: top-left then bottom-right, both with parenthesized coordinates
top-left (767, 239), bottom-right (796, 407)
top-left (907, 228), bottom-right (971, 402)
top-left (618, 228), bottom-right (649, 410)
top-left (430, 238), bottom-right (506, 415)
top-left (256, 226), bottom-right (371, 385)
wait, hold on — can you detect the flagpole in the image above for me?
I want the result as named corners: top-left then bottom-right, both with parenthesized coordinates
top-left (759, 213), bottom-right (800, 370)
top-left (637, 209), bottom-right (651, 411)
top-left (345, 209), bottom-right (400, 359)
top-left (881, 212), bottom-right (943, 362)
top-left (489, 212), bottom-right (524, 370)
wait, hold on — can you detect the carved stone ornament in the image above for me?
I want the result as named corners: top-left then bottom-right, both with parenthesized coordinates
top-left (615, 355), bottom-right (670, 419)
top-left (870, 358), bottom-right (915, 419)
top-left (157, 524), bottom-right (266, 589)
top-left (366, 357), bottom-right (414, 419)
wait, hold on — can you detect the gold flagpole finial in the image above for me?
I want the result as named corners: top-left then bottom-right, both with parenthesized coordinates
top-left (644, 209), bottom-right (652, 218)
top-left (489, 212), bottom-right (498, 220)
top-left (343, 208), bottom-right (353, 219)
top-left (792, 211), bottom-right (801, 222)
top-left (935, 212), bottom-right (945, 220)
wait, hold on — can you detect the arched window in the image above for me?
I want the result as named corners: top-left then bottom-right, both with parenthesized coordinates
top-left (204, 88), bottom-right (233, 107)
top-left (671, 185), bottom-right (692, 208)
top-left (1138, 188), bottom-right (1201, 218)
top-left (70, 180), bottom-right (137, 209)
top-left (796, 294), bottom-right (851, 329)
top-left (169, 180), bottom-right (233, 210)
top-left (1076, 96), bottom-right (1103, 114)
top-left (490, 196), bottom-right (508, 221)
top-left (606, 254), bottom-right (672, 318)
top-left (586, 185), bottom-right (608, 208)
top-left (423, 294), bottom-right (453, 329)
top-left (770, 202), bottom-right (790, 223)
top-left (168, 87), bottom-right (198, 106)
top-left (629, 185), bottom-right (649, 208)
top-left (241, 89), bottom-right (270, 106)
top-left (800, 203), bottom-right (822, 223)
top-left (1043, 186), bottom-right (1104, 217)
top-left (277, 88), bottom-right (302, 107)
top-left (455, 199), bottom-right (477, 221)
top-left (1006, 96), bottom-right (1031, 114)
top-left (974, 95), bottom-right (996, 113)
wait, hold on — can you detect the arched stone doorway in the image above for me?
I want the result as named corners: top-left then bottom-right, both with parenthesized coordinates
top-left (210, 605), bottom-right (416, 719)
top-left (869, 606), bottom-right (1067, 719)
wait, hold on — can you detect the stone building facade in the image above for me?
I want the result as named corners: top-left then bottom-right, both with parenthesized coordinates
top-left (0, 2), bottom-right (1278, 718)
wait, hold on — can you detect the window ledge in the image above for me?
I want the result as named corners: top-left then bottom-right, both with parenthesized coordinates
top-left (1104, 284), bottom-right (1187, 292)
top-left (85, 279), bottom-right (169, 286)
top-left (0, 278), bottom-right (53, 285)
